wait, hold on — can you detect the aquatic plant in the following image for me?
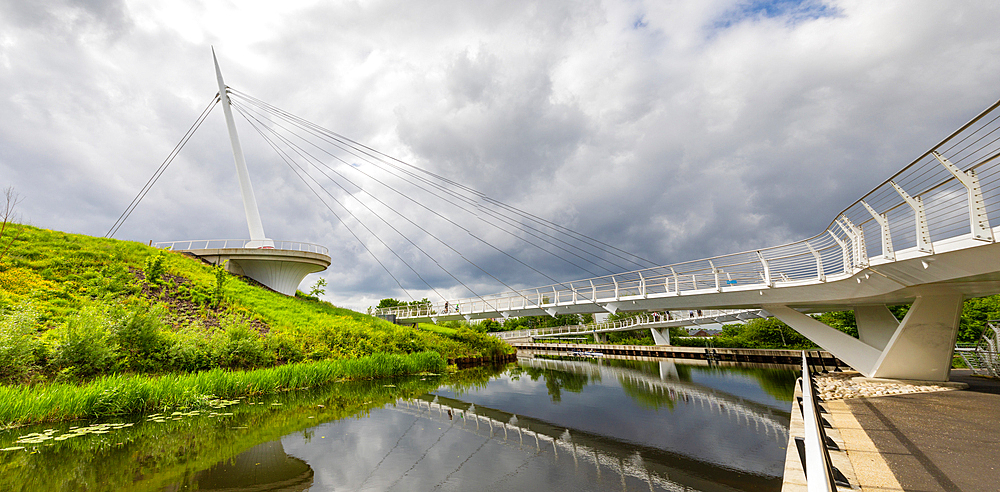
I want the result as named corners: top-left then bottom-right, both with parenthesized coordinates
top-left (0, 351), bottom-right (447, 427)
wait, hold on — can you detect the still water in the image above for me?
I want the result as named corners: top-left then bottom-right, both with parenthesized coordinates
top-left (0, 356), bottom-right (796, 491)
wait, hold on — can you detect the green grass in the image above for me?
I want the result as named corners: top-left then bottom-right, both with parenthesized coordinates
top-left (0, 224), bottom-right (513, 383)
top-left (418, 322), bottom-right (458, 336)
top-left (0, 351), bottom-right (446, 427)
top-left (0, 372), bottom-right (462, 491)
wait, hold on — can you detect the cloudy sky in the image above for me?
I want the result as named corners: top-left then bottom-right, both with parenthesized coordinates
top-left (2, 0), bottom-right (999, 310)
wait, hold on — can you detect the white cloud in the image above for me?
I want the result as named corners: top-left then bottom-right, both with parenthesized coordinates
top-left (2, 0), bottom-right (999, 310)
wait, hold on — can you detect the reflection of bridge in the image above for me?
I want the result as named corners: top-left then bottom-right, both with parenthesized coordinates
top-left (396, 385), bottom-right (784, 492)
top-left (378, 98), bottom-right (1000, 382)
top-left (492, 309), bottom-right (769, 343)
top-left (518, 357), bottom-right (789, 437)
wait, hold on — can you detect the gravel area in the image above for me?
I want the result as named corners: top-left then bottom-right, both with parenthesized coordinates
top-left (815, 371), bottom-right (961, 400)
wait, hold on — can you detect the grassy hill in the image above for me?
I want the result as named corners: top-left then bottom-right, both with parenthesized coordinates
top-left (0, 224), bottom-right (511, 384)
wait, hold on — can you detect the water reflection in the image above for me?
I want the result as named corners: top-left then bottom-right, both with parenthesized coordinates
top-left (0, 357), bottom-right (795, 492)
top-left (170, 441), bottom-right (313, 491)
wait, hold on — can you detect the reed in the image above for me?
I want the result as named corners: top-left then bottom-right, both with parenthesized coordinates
top-left (0, 351), bottom-right (445, 427)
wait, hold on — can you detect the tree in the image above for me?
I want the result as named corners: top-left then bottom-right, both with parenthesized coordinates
top-left (0, 186), bottom-right (24, 265)
top-left (308, 278), bottom-right (327, 297)
top-left (377, 298), bottom-right (430, 309)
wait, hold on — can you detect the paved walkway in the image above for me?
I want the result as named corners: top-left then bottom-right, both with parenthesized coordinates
top-left (843, 369), bottom-right (1000, 491)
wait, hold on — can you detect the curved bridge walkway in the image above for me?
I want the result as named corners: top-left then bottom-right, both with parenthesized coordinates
top-left (492, 308), bottom-right (769, 343)
top-left (380, 98), bottom-right (1000, 382)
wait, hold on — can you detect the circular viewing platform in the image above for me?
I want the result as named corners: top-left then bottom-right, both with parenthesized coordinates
top-left (153, 239), bottom-right (331, 296)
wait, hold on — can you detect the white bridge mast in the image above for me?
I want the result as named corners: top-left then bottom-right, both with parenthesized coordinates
top-left (213, 48), bottom-right (272, 248)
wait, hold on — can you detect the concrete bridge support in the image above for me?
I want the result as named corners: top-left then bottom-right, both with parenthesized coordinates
top-left (765, 288), bottom-right (963, 381)
top-left (650, 328), bottom-right (671, 346)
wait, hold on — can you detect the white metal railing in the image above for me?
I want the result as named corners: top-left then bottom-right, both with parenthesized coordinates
top-left (152, 239), bottom-right (330, 255)
top-left (377, 97), bottom-right (1000, 321)
top-left (491, 309), bottom-right (760, 340)
top-left (796, 352), bottom-right (841, 491)
top-left (956, 320), bottom-right (1000, 377)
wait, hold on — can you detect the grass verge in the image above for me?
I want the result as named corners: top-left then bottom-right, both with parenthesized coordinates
top-left (0, 351), bottom-right (445, 428)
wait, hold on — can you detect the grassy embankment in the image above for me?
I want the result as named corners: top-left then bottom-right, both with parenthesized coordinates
top-left (0, 224), bottom-right (512, 423)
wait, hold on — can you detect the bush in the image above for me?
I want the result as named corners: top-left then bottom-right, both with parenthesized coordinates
top-left (714, 318), bottom-right (816, 349)
top-left (111, 305), bottom-right (169, 372)
top-left (0, 303), bottom-right (40, 382)
top-left (452, 327), bottom-right (514, 359)
top-left (213, 316), bottom-right (271, 369)
top-left (165, 328), bottom-right (216, 372)
top-left (143, 251), bottom-right (166, 286)
top-left (50, 307), bottom-right (116, 379)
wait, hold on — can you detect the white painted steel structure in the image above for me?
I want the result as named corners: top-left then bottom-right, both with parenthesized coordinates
top-left (379, 97), bottom-right (1000, 381)
top-left (155, 52), bottom-right (331, 295)
top-left (492, 308), bottom-right (768, 343)
top-left (213, 49), bottom-right (271, 249)
top-left (955, 320), bottom-right (1000, 377)
top-left (153, 239), bottom-right (329, 255)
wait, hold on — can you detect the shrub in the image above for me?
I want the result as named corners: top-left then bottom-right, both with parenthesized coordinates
top-left (50, 307), bottom-right (116, 379)
top-left (0, 303), bottom-right (39, 382)
top-left (213, 316), bottom-right (271, 369)
top-left (143, 251), bottom-right (166, 286)
top-left (111, 305), bottom-right (169, 372)
top-left (452, 327), bottom-right (514, 359)
top-left (212, 261), bottom-right (227, 307)
top-left (266, 331), bottom-right (305, 363)
top-left (165, 325), bottom-right (216, 372)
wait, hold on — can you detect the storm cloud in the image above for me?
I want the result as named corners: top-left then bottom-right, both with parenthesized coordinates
top-left (2, 0), bottom-right (999, 310)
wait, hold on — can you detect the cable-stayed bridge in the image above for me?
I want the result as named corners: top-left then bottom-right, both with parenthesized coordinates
top-left (377, 98), bottom-right (1000, 382)
top-left (492, 309), bottom-right (769, 344)
top-left (111, 53), bottom-right (1000, 383)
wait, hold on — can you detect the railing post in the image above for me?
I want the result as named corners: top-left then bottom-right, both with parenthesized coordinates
top-left (639, 272), bottom-right (647, 298)
top-left (613, 277), bottom-right (619, 301)
top-left (890, 181), bottom-right (933, 254)
top-left (806, 242), bottom-right (825, 281)
top-left (757, 251), bottom-right (773, 287)
top-left (590, 280), bottom-right (597, 302)
top-left (861, 201), bottom-right (894, 261)
top-left (670, 267), bottom-right (680, 295)
top-left (836, 216), bottom-right (867, 268)
top-left (709, 260), bottom-right (721, 293)
top-left (932, 151), bottom-right (994, 242)
top-left (827, 230), bottom-right (851, 273)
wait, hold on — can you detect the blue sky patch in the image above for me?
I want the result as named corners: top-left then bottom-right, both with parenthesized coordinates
top-left (714, 0), bottom-right (838, 29)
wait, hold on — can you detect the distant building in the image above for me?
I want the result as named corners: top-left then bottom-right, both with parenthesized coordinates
top-left (687, 328), bottom-right (721, 337)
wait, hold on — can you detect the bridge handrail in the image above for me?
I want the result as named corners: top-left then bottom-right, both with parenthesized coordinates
top-left (490, 309), bottom-right (749, 340)
top-left (798, 351), bottom-right (840, 491)
top-left (376, 97), bottom-right (1000, 321)
top-left (153, 239), bottom-right (330, 255)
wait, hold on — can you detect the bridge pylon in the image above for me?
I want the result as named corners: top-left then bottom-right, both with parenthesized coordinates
top-left (153, 51), bottom-right (332, 295)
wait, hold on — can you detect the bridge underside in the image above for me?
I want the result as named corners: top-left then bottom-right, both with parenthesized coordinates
top-left (179, 247), bottom-right (331, 296)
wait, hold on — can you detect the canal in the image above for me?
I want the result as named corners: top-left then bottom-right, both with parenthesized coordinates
top-left (0, 356), bottom-right (796, 491)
